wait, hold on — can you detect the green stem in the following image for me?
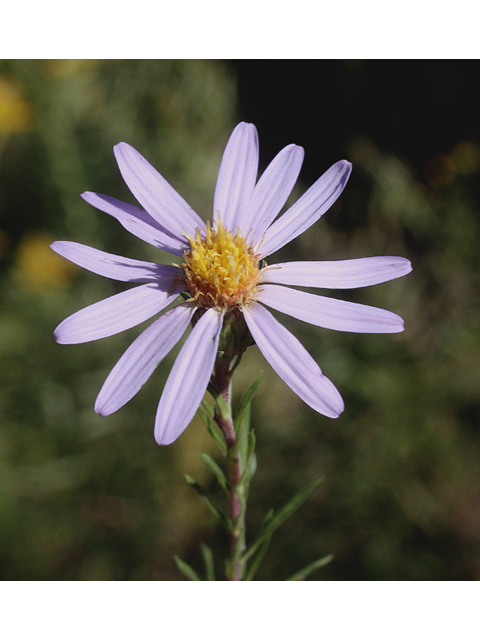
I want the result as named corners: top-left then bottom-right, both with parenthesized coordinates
top-left (211, 356), bottom-right (247, 581)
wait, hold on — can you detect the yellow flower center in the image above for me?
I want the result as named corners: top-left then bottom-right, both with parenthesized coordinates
top-left (182, 220), bottom-right (261, 310)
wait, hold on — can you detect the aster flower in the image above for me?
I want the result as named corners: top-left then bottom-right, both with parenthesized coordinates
top-left (52, 122), bottom-right (411, 446)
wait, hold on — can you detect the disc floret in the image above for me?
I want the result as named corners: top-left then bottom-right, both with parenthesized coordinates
top-left (182, 220), bottom-right (261, 310)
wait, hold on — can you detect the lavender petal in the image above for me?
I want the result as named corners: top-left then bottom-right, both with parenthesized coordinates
top-left (241, 143), bottom-right (304, 245)
top-left (51, 240), bottom-right (180, 283)
top-left (81, 191), bottom-right (187, 256)
top-left (257, 284), bottom-right (405, 333)
top-left (95, 302), bottom-right (195, 416)
top-left (258, 160), bottom-right (352, 259)
top-left (243, 302), bottom-right (344, 418)
top-left (154, 307), bottom-right (224, 445)
top-left (213, 122), bottom-right (259, 233)
top-left (261, 256), bottom-right (412, 289)
top-left (113, 142), bottom-right (205, 239)
top-left (54, 283), bottom-right (181, 344)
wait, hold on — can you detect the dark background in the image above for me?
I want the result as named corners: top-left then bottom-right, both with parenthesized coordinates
top-left (234, 60), bottom-right (480, 179)
top-left (0, 59), bottom-right (479, 580)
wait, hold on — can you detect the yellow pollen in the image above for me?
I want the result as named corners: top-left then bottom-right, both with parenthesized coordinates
top-left (182, 220), bottom-right (262, 310)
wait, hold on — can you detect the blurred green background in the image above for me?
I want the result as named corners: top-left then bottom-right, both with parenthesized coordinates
top-left (1, 59), bottom-right (479, 581)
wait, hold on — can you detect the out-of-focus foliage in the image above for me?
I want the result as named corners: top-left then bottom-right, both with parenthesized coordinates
top-left (0, 59), bottom-right (479, 580)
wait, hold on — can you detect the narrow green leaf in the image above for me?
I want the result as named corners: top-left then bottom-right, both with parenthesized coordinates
top-left (263, 506), bottom-right (275, 524)
top-left (174, 555), bottom-right (201, 581)
top-left (246, 450), bottom-right (257, 479)
top-left (247, 428), bottom-right (256, 460)
top-left (200, 543), bottom-right (215, 581)
top-left (207, 383), bottom-right (231, 420)
top-left (216, 394), bottom-right (231, 421)
top-left (245, 536), bottom-right (271, 581)
top-left (199, 402), bottom-right (227, 456)
top-left (184, 475), bottom-right (229, 526)
top-left (285, 554), bottom-right (334, 581)
top-left (241, 447), bottom-right (257, 486)
top-left (244, 507), bottom-right (274, 580)
top-left (201, 399), bottom-right (215, 418)
top-left (200, 453), bottom-right (228, 492)
top-left (237, 428), bottom-right (257, 486)
top-left (234, 372), bottom-right (263, 426)
top-left (235, 401), bottom-right (251, 466)
top-left (244, 477), bottom-right (324, 560)
top-left (234, 373), bottom-right (262, 465)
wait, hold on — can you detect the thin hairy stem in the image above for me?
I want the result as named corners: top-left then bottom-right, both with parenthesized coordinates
top-left (211, 356), bottom-right (247, 581)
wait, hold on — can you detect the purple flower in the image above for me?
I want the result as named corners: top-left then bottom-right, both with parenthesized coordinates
top-left (52, 123), bottom-right (411, 445)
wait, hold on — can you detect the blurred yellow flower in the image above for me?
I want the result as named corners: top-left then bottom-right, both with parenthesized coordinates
top-left (42, 59), bottom-right (100, 78)
top-left (14, 233), bottom-right (76, 291)
top-left (0, 76), bottom-right (32, 134)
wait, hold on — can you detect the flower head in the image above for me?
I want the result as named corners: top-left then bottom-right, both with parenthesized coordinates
top-left (182, 220), bottom-right (262, 309)
top-left (52, 122), bottom-right (412, 445)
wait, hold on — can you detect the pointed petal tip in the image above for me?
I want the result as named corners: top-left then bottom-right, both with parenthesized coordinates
top-left (80, 190), bottom-right (96, 203)
top-left (320, 377), bottom-right (345, 418)
top-left (94, 402), bottom-right (109, 417)
top-left (113, 142), bottom-right (128, 162)
top-left (235, 121), bottom-right (256, 131)
top-left (331, 394), bottom-right (345, 418)
top-left (53, 323), bottom-right (72, 345)
top-left (382, 318), bottom-right (405, 334)
top-left (94, 396), bottom-right (117, 418)
top-left (53, 333), bottom-right (73, 346)
top-left (383, 310), bottom-right (406, 333)
top-left (113, 141), bottom-right (129, 152)
top-left (153, 415), bottom-right (188, 446)
top-left (154, 429), bottom-right (178, 446)
top-left (338, 159), bottom-right (353, 177)
top-left (332, 159), bottom-right (353, 184)
top-left (113, 141), bottom-right (138, 165)
top-left (54, 328), bottom-right (87, 346)
top-left (80, 190), bottom-right (103, 208)
top-left (229, 121), bottom-right (259, 146)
